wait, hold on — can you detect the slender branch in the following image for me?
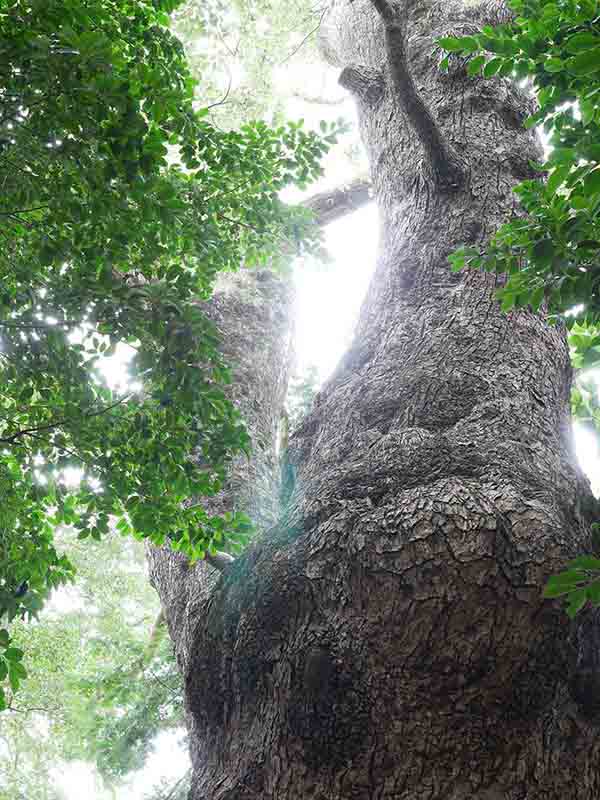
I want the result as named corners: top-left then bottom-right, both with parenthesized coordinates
top-left (205, 73), bottom-right (233, 112)
top-left (0, 320), bottom-right (79, 330)
top-left (279, 8), bottom-right (327, 66)
top-left (0, 205), bottom-right (48, 216)
top-left (6, 704), bottom-right (53, 715)
top-left (0, 395), bottom-right (133, 445)
top-left (292, 90), bottom-right (346, 106)
top-left (367, 0), bottom-right (466, 190)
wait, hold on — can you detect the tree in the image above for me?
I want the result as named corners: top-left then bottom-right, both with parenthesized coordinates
top-left (148, 1), bottom-right (600, 797)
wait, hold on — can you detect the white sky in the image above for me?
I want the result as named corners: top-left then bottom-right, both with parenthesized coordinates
top-left (294, 203), bottom-right (379, 380)
top-left (51, 729), bottom-right (189, 800)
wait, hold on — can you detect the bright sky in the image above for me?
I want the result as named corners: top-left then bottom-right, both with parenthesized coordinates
top-left (51, 729), bottom-right (189, 800)
top-left (294, 203), bottom-right (379, 380)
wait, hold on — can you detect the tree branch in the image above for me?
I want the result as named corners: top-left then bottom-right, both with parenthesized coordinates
top-left (302, 176), bottom-right (373, 227)
top-left (0, 395), bottom-right (133, 445)
top-left (206, 550), bottom-right (235, 572)
top-left (370, 0), bottom-right (395, 22)
top-left (339, 65), bottom-right (385, 106)
top-left (367, 0), bottom-right (466, 191)
top-left (292, 90), bottom-right (346, 106)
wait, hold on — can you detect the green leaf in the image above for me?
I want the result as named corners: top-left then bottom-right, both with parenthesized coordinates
top-left (544, 582), bottom-right (576, 598)
top-left (530, 286), bottom-right (545, 311)
top-left (532, 238), bottom-right (555, 266)
top-left (586, 579), bottom-right (600, 604)
top-left (565, 32), bottom-right (600, 53)
top-left (547, 164), bottom-right (570, 194)
top-left (584, 167), bottom-right (600, 196)
top-left (460, 36), bottom-right (480, 54)
top-left (568, 49), bottom-right (600, 76)
top-left (483, 57), bottom-right (504, 78)
top-left (467, 55), bottom-right (486, 76)
top-left (438, 36), bottom-right (467, 53)
top-left (544, 57), bottom-right (564, 73)
top-left (566, 588), bottom-right (587, 618)
top-left (569, 555), bottom-right (600, 571)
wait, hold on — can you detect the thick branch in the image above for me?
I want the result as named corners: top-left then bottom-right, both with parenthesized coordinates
top-left (302, 176), bottom-right (373, 227)
top-left (205, 550), bottom-right (235, 572)
top-left (339, 65), bottom-right (385, 106)
top-left (368, 0), bottom-right (466, 190)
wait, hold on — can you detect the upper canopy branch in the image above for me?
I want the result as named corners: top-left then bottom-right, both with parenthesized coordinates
top-left (368, 0), bottom-right (466, 191)
top-left (303, 176), bottom-right (372, 227)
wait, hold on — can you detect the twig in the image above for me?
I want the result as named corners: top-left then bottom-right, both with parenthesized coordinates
top-left (206, 73), bottom-right (233, 111)
top-left (0, 206), bottom-right (48, 216)
top-left (0, 395), bottom-right (133, 445)
top-left (0, 320), bottom-right (79, 330)
top-left (279, 9), bottom-right (327, 66)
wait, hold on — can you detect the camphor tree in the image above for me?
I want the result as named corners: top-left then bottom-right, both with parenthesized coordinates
top-left (148, 0), bottom-right (600, 798)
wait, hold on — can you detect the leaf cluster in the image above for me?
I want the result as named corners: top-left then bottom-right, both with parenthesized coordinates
top-left (442, 1), bottom-right (600, 320)
top-left (0, 0), bottom-right (336, 703)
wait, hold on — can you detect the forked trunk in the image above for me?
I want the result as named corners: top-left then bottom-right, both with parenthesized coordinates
top-left (152, 2), bottom-right (600, 797)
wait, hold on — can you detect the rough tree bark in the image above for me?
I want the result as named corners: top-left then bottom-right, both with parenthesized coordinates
top-left (151, 1), bottom-right (600, 797)
top-left (146, 179), bottom-right (373, 668)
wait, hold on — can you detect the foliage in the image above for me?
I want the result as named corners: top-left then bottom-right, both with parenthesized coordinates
top-left (441, 0), bottom-right (600, 322)
top-left (0, 527), bottom-right (184, 797)
top-left (440, 0), bottom-right (600, 617)
top-left (0, 0), bottom-right (337, 705)
top-left (543, 548), bottom-right (600, 617)
top-left (171, 0), bottom-right (328, 129)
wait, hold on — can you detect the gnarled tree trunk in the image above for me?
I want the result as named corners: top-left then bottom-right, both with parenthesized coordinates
top-left (152, 2), bottom-right (600, 797)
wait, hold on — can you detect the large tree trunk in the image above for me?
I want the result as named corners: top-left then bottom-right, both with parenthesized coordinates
top-left (152, 2), bottom-right (600, 797)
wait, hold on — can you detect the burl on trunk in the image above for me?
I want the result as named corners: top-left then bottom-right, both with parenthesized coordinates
top-left (151, 1), bottom-right (600, 797)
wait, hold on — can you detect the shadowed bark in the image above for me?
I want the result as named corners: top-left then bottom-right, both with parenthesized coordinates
top-left (150, 2), bottom-right (600, 798)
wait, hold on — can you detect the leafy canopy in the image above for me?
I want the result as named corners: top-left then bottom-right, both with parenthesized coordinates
top-left (0, 0), bottom-right (337, 709)
top-left (440, 0), bottom-right (600, 617)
